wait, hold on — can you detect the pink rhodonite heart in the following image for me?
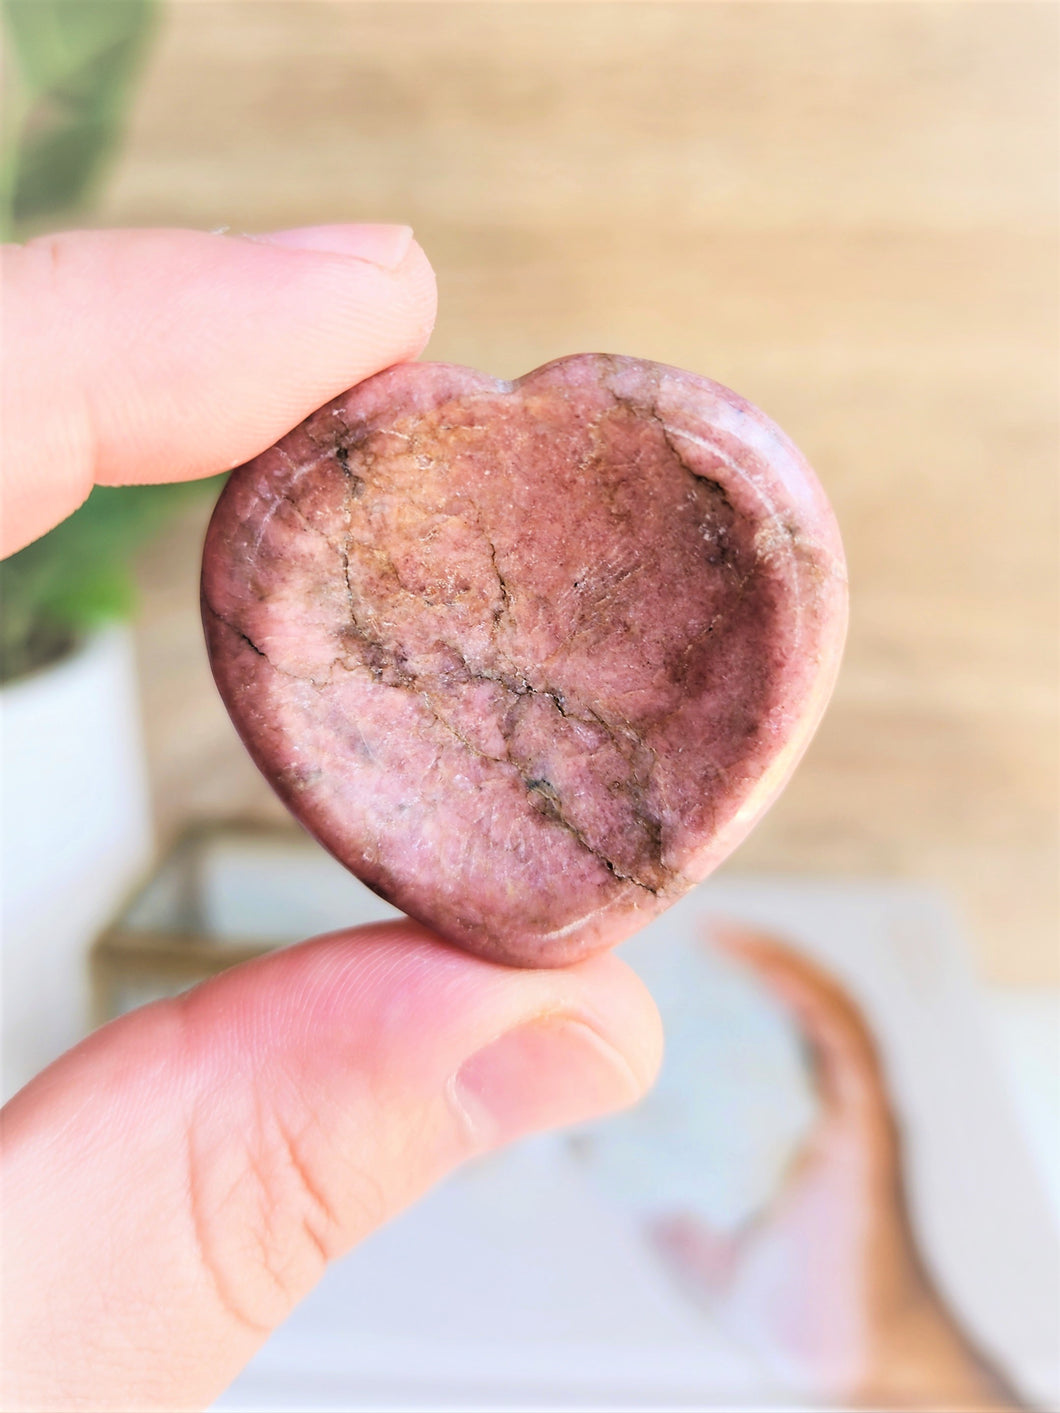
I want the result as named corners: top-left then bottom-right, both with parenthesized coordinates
top-left (202, 354), bottom-right (847, 967)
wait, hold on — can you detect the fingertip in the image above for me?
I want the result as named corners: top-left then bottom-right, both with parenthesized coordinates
top-left (189, 919), bottom-right (663, 1106)
top-left (563, 948), bottom-right (665, 1098)
top-left (1, 224), bottom-right (441, 552)
top-left (702, 916), bottom-right (790, 972)
top-left (390, 235), bottom-right (438, 358)
top-left (704, 916), bottom-right (823, 991)
top-left (703, 915), bottom-right (758, 952)
top-left (701, 918), bottom-right (849, 1034)
top-left (247, 223), bottom-right (416, 268)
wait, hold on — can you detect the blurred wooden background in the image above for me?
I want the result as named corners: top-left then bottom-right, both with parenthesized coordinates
top-left (99, 2), bottom-right (1057, 982)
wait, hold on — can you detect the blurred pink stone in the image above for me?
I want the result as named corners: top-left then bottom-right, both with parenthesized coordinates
top-left (202, 354), bottom-right (847, 966)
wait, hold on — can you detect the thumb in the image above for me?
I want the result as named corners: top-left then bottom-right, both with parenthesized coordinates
top-left (0, 224), bottom-right (437, 554)
top-left (0, 921), bottom-right (661, 1412)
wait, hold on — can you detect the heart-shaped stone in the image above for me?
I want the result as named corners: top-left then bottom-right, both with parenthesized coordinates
top-left (202, 354), bottom-right (846, 966)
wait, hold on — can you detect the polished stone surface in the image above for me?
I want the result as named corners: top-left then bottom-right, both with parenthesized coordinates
top-left (202, 355), bottom-right (847, 965)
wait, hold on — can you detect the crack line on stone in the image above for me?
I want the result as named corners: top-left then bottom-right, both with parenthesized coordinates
top-left (257, 412), bottom-right (681, 894)
top-left (594, 366), bottom-right (810, 664)
top-left (220, 562), bottom-right (652, 874)
top-left (331, 614), bottom-right (669, 894)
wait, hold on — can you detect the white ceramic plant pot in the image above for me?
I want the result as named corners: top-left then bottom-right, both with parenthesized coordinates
top-left (1, 625), bottom-right (153, 1100)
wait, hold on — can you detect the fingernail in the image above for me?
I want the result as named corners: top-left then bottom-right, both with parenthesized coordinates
top-left (449, 1016), bottom-right (644, 1151)
top-left (247, 223), bottom-right (415, 270)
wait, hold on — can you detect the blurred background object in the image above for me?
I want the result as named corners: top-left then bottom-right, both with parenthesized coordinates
top-left (1, 1), bottom-right (1057, 1408)
top-left (2, 0), bottom-right (155, 235)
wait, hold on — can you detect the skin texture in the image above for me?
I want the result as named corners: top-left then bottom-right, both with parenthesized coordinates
top-left (203, 354), bottom-right (848, 966)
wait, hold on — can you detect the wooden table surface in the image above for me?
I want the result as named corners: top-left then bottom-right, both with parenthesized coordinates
top-left (100, 2), bottom-right (1057, 982)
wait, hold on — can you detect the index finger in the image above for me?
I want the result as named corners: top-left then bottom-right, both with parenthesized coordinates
top-left (0, 224), bottom-right (436, 555)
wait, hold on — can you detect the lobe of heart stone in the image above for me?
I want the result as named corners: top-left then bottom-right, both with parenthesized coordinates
top-left (202, 353), bottom-right (847, 967)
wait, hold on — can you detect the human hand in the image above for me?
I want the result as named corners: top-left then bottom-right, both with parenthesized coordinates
top-left (650, 924), bottom-right (1021, 1411)
top-left (0, 226), bottom-right (664, 1411)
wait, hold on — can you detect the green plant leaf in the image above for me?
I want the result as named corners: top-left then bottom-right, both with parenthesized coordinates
top-left (0, 479), bottom-right (226, 685)
top-left (0, 0), bottom-right (181, 684)
top-left (1, 0), bottom-right (158, 232)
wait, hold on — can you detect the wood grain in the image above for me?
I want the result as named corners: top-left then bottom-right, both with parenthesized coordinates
top-left (110, 2), bottom-right (1057, 981)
